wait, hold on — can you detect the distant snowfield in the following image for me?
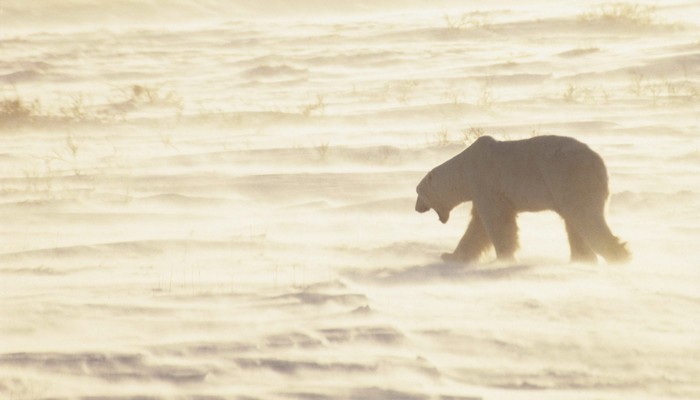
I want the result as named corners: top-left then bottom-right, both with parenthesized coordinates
top-left (1, 1), bottom-right (699, 399)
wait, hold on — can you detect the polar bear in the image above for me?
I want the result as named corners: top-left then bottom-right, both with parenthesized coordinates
top-left (415, 135), bottom-right (630, 264)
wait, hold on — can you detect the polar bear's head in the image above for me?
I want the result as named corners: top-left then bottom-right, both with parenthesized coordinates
top-left (416, 136), bottom-right (494, 224)
top-left (416, 169), bottom-right (458, 224)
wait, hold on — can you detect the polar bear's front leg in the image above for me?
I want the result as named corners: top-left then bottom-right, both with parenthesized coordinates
top-left (441, 208), bottom-right (492, 263)
top-left (474, 198), bottom-right (519, 262)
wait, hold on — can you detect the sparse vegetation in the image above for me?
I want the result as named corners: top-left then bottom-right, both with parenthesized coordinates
top-left (530, 127), bottom-right (544, 137)
top-left (393, 80), bottom-right (418, 104)
top-left (60, 94), bottom-right (88, 122)
top-left (563, 83), bottom-right (578, 103)
top-left (0, 96), bottom-right (40, 126)
top-left (462, 127), bottom-right (485, 144)
top-left (629, 70), bottom-right (645, 96)
top-left (23, 164), bottom-right (53, 198)
top-left (625, 68), bottom-right (700, 105)
top-left (108, 84), bottom-right (184, 121)
top-left (300, 94), bottom-right (326, 117)
top-left (476, 79), bottom-right (495, 108)
top-left (445, 87), bottom-right (465, 105)
top-left (444, 11), bottom-right (492, 32)
top-left (315, 141), bottom-right (330, 160)
top-left (131, 85), bottom-right (169, 104)
top-left (65, 130), bottom-right (80, 158)
top-left (560, 82), bottom-right (612, 105)
top-left (647, 83), bottom-right (661, 106)
top-left (580, 3), bottom-right (659, 27)
top-left (159, 131), bottom-right (178, 151)
top-left (434, 129), bottom-right (451, 146)
top-left (0, 84), bottom-right (184, 129)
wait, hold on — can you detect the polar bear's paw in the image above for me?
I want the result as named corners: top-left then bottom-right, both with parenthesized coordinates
top-left (441, 252), bottom-right (470, 264)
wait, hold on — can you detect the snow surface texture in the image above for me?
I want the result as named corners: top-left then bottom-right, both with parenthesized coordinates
top-left (1, 1), bottom-right (699, 399)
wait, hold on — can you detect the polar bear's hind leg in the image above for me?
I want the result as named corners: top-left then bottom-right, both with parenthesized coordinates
top-left (566, 212), bottom-right (630, 264)
top-left (565, 220), bottom-right (598, 263)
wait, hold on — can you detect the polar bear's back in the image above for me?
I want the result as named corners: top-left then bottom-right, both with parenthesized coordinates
top-left (477, 135), bottom-right (609, 213)
top-left (525, 135), bottom-right (609, 213)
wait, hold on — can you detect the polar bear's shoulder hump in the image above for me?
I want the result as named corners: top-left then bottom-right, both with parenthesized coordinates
top-left (474, 135), bottom-right (497, 145)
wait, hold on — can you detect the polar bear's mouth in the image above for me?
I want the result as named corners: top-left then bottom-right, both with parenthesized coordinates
top-left (416, 196), bottom-right (449, 223)
top-left (436, 210), bottom-right (449, 224)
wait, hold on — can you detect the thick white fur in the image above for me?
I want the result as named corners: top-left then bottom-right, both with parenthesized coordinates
top-left (416, 135), bottom-right (630, 264)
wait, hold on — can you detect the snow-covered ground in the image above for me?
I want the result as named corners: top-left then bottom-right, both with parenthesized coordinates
top-left (1, 1), bottom-right (698, 399)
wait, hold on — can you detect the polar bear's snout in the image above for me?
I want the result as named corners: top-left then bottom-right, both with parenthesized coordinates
top-left (415, 197), bottom-right (430, 213)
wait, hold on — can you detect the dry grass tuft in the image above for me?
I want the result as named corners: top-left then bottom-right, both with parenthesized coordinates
top-left (0, 96), bottom-right (40, 127)
top-left (580, 3), bottom-right (661, 27)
